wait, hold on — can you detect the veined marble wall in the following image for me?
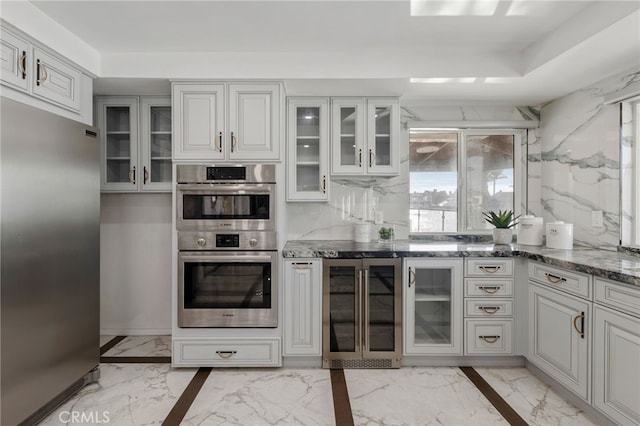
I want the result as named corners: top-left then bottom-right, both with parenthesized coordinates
top-left (540, 68), bottom-right (640, 250)
top-left (285, 106), bottom-right (537, 241)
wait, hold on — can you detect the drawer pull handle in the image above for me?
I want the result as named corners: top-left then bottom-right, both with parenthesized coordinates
top-left (408, 267), bottom-right (416, 288)
top-left (479, 335), bottom-right (500, 343)
top-left (216, 350), bottom-right (237, 359)
top-left (292, 262), bottom-right (312, 270)
top-left (479, 265), bottom-right (501, 273)
top-left (573, 312), bottom-right (585, 339)
top-left (545, 273), bottom-right (567, 284)
top-left (216, 131), bottom-right (223, 153)
top-left (478, 286), bottom-right (500, 294)
top-left (357, 148), bottom-right (363, 167)
top-left (231, 131), bottom-right (237, 152)
top-left (19, 51), bottom-right (27, 79)
top-left (479, 306), bottom-right (500, 314)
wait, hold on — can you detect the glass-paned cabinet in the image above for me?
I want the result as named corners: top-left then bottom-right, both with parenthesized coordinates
top-left (96, 96), bottom-right (172, 192)
top-left (331, 97), bottom-right (399, 176)
top-left (323, 259), bottom-right (402, 368)
top-left (286, 98), bottom-right (329, 201)
top-left (404, 258), bottom-right (463, 355)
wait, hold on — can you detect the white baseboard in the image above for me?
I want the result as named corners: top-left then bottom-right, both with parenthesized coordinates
top-left (100, 328), bottom-right (172, 336)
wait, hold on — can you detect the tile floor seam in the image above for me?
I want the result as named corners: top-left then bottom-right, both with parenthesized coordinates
top-left (162, 367), bottom-right (212, 426)
top-left (99, 335), bottom-right (127, 355)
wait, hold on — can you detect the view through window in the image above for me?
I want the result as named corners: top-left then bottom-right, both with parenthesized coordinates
top-left (410, 130), bottom-right (519, 233)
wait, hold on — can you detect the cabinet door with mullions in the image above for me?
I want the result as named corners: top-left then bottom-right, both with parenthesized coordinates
top-left (366, 98), bottom-right (399, 175)
top-left (97, 97), bottom-right (139, 192)
top-left (140, 97), bottom-right (172, 192)
top-left (287, 98), bottom-right (329, 201)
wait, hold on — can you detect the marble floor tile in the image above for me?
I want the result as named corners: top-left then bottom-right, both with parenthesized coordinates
top-left (475, 367), bottom-right (597, 426)
top-left (344, 367), bottom-right (508, 426)
top-left (182, 368), bottom-right (334, 426)
top-left (102, 335), bottom-right (171, 357)
top-left (38, 363), bottom-right (197, 426)
top-left (99, 335), bottom-right (116, 347)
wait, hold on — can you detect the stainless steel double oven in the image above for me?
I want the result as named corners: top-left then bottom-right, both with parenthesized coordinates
top-left (176, 164), bottom-right (277, 328)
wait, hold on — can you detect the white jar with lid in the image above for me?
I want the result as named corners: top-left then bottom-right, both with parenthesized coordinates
top-left (517, 216), bottom-right (543, 246)
top-left (546, 222), bottom-right (573, 249)
top-left (354, 222), bottom-right (371, 243)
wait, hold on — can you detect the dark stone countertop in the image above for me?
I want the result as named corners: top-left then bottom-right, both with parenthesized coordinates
top-left (282, 240), bottom-right (640, 287)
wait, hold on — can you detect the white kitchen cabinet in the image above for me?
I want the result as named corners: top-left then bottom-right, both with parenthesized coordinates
top-left (593, 305), bottom-right (640, 425)
top-left (0, 22), bottom-right (92, 124)
top-left (283, 259), bottom-right (322, 356)
top-left (32, 47), bottom-right (82, 112)
top-left (172, 82), bottom-right (281, 161)
top-left (330, 97), bottom-right (399, 176)
top-left (96, 96), bottom-right (172, 192)
top-left (404, 258), bottom-right (463, 355)
top-left (0, 27), bottom-right (29, 92)
top-left (528, 282), bottom-right (591, 401)
top-left (286, 97), bottom-right (330, 201)
top-left (173, 338), bottom-right (281, 367)
top-left (463, 258), bottom-right (514, 355)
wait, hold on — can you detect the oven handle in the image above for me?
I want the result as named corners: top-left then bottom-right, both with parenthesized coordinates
top-left (177, 184), bottom-right (274, 194)
top-left (179, 253), bottom-right (274, 263)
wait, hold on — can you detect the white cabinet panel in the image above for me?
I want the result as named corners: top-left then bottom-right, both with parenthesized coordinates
top-left (173, 338), bottom-right (281, 367)
top-left (465, 258), bottom-right (514, 277)
top-left (173, 84), bottom-right (225, 160)
top-left (593, 305), bottom-right (640, 425)
top-left (529, 283), bottom-right (591, 401)
top-left (528, 261), bottom-right (591, 299)
top-left (464, 278), bottom-right (514, 297)
top-left (32, 47), bottom-right (82, 112)
top-left (284, 259), bottom-right (322, 356)
top-left (465, 319), bottom-right (513, 355)
top-left (594, 277), bottom-right (640, 317)
top-left (0, 27), bottom-right (28, 92)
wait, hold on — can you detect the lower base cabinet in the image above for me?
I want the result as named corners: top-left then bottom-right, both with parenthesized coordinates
top-left (464, 319), bottom-right (513, 355)
top-left (528, 282), bottom-right (591, 401)
top-left (172, 338), bottom-right (281, 367)
top-left (283, 259), bottom-right (322, 356)
top-left (593, 305), bottom-right (640, 425)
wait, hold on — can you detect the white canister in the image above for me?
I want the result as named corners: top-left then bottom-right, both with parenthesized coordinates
top-left (546, 222), bottom-right (573, 249)
top-left (517, 216), bottom-right (544, 246)
top-left (354, 222), bottom-right (371, 243)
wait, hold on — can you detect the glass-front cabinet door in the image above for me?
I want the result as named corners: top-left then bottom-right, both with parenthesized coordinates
top-left (140, 97), bottom-right (172, 192)
top-left (404, 258), bottom-right (463, 355)
top-left (286, 98), bottom-right (329, 201)
top-left (323, 259), bottom-right (402, 368)
top-left (331, 98), bottom-right (365, 175)
top-left (367, 98), bottom-right (399, 175)
top-left (97, 97), bottom-right (139, 192)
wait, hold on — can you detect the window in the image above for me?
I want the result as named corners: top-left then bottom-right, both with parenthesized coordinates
top-left (409, 129), bottom-right (523, 234)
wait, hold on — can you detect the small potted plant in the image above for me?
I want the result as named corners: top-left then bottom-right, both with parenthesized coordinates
top-left (378, 226), bottom-right (395, 243)
top-left (483, 210), bottom-right (519, 244)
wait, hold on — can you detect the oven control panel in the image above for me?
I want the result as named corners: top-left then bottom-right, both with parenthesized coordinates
top-left (177, 231), bottom-right (277, 251)
top-left (216, 234), bottom-right (240, 248)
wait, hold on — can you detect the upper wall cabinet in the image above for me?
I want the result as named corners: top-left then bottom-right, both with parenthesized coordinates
top-left (172, 82), bottom-right (281, 161)
top-left (287, 97), bottom-right (330, 201)
top-left (331, 97), bottom-right (399, 176)
top-left (96, 96), bottom-right (172, 192)
top-left (0, 22), bottom-right (92, 124)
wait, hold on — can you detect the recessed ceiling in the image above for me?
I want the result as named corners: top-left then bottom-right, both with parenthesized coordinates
top-left (27, 0), bottom-right (640, 105)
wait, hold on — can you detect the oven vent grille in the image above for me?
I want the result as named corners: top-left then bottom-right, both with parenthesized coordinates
top-left (326, 358), bottom-right (399, 369)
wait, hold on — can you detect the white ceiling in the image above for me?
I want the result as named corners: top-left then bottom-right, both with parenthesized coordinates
top-left (29, 0), bottom-right (640, 105)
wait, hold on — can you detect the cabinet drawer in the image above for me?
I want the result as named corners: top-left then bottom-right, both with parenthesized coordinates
top-left (594, 277), bottom-right (640, 317)
top-left (173, 338), bottom-right (281, 367)
top-left (465, 319), bottom-right (513, 355)
top-left (465, 299), bottom-right (513, 317)
top-left (466, 258), bottom-right (514, 277)
top-left (465, 278), bottom-right (513, 297)
top-left (528, 262), bottom-right (591, 299)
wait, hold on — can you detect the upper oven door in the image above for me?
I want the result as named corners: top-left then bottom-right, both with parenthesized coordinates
top-left (177, 183), bottom-right (275, 231)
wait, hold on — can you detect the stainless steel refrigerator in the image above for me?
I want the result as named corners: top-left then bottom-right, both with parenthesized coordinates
top-left (1, 97), bottom-right (100, 425)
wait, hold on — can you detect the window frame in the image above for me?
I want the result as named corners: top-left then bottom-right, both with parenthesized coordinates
top-left (409, 127), bottom-right (525, 235)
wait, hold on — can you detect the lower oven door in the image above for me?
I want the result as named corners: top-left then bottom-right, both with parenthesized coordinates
top-left (178, 251), bottom-right (277, 327)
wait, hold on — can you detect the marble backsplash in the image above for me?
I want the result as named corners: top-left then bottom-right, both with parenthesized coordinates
top-left (285, 106), bottom-right (536, 241)
top-left (539, 68), bottom-right (640, 250)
